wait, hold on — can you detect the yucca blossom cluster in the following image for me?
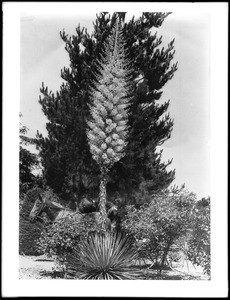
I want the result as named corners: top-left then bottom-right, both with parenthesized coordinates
top-left (87, 19), bottom-right (132, 171)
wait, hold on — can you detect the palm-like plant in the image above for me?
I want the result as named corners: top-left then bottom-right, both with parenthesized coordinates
top-left (66, 232), bottom-right (140, 279)
top-left (87, 16), bottom-right (133, 232)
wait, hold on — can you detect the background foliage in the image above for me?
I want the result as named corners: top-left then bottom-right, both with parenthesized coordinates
top-left (20, 113), bottom-right (42, 194)
top-left (188, 197), bottom-right (211, 275)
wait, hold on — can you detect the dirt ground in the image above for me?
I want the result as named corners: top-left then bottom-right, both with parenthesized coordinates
top-left (19, 254), bottom-right (209, 280)
top-left (19, 254), bottom-right (57, 279)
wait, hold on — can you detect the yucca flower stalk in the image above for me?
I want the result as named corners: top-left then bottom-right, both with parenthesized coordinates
top-left (87, 17), bottom-right (133, 232)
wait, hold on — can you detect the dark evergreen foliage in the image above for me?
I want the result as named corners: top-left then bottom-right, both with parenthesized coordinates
top-left (36, 12), bottom-right (177, 204)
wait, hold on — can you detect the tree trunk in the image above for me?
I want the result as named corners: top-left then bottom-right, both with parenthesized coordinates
top-left (159, 239), bottom-right (173, 275)
top-left (98, 168), bottom-right (108, 233)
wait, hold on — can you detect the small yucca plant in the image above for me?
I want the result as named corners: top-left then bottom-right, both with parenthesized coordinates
top-left (67, 232), bottom-right (140, 280)
top-left (87, 16), bottom-right (133, 231)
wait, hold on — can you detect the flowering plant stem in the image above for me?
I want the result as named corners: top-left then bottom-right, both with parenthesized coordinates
top-left (99, 168), bottom-right (108, 233)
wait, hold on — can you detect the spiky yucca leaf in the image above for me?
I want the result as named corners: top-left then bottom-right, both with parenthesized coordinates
top-left (67, 232), bottom-right (141, 280)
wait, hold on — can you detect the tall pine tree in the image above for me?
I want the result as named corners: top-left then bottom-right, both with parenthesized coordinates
top-left (36, 12), bottom-right (177, 207)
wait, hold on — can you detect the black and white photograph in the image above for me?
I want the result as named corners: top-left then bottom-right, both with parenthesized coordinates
top-left (2, 2), bottom-right (228, 297)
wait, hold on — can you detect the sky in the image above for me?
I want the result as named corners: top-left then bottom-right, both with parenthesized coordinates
top-left (2, 2), bottom-right (228, 297)
top-left (19, 6), bottom-right (211, 199)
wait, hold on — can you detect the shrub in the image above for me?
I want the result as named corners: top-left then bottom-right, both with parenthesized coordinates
top-left (37, 211), bottom-right (106, 275)
top-left (37, 212), bottom-right (101, 256)
top-left (188, 197), bottom-right (211, 276)
top-left (19, 187), bottom-right (44, 255)
top-left (19, 186), bottom-right (62, 256)
top-left (37, 195), bottom-right (119, 259)
top-left (65, 231), bottom-right (141, 279)
top-left (121, 187), bottom-right (196, 268)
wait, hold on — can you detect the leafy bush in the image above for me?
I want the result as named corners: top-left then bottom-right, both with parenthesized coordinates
top-left (37, 193), bottom-right (119, 258)
top-left (19, 186), bottom-right (63, 256)
top-left (65, 231), bottom-right (141, 279)
top-left (121, 187), bottom-right (196, 268)
top-left (19, 187), bottom-right (44, 255)
top-left (37, 211), bottom-right (106, 276)
top-left (188, 197), bottom-right (211, 276)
